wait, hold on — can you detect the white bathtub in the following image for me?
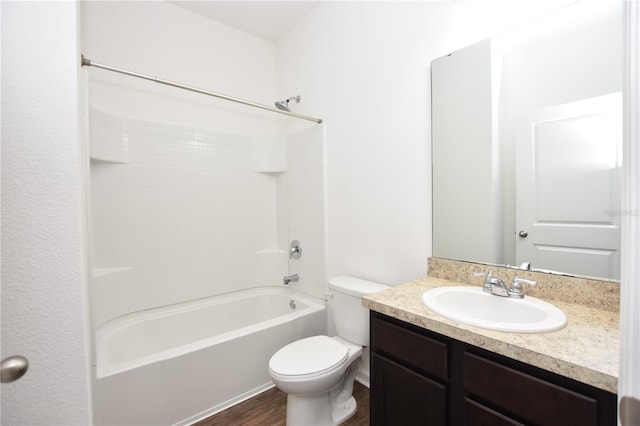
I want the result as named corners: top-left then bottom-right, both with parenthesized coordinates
top-left (92, 286), bottom-right (326, 426)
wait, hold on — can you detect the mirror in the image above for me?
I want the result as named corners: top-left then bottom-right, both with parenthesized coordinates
top-left (431, 1), bottom-right (623, 281)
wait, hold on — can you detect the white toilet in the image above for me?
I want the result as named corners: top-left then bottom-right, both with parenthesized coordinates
top-left (268, 275), bottom-right (389, 425)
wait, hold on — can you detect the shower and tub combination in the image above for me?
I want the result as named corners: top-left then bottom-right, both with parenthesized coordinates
top-left (93, 287), bottom-right (325, 425)
top-left (85, 59), bottom-right (326, 425)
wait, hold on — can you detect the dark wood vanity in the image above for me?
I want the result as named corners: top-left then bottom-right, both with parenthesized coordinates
top-left (370, 311), bottom-right (617, 426)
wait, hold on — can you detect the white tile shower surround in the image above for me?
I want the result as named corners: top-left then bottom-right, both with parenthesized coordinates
top-left (89, 109), bottom-right (325, 326)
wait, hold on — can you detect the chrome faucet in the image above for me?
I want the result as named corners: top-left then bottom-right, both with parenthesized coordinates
top-left (486, 275), bottom-right (509, 297)
top-left (283, 274), bottom-right (299, 285)
top-left (474, 272), bottom-right (537, 298)
top-left (474, 272), bottom-right (509, 297)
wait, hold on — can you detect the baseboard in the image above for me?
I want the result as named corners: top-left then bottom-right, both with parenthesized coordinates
top-left (174, 382), bottom-right (275, 426)
top-left (356, 369), bottom-right (370, 388)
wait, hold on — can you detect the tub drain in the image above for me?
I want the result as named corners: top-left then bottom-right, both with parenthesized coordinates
top-left (289, 300), bottom-right (297, 310)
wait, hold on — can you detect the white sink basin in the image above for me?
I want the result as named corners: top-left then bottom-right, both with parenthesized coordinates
top-left (422, 286), bottom-right (567, 333)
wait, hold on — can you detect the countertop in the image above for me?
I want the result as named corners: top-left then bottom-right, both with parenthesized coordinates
top-left (363, 276), bottom-right (619, 393)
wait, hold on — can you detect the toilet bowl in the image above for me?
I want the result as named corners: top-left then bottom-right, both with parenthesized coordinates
top-left (268, 276), bottom-right (389, 425)
top-left (269, 335), bottom-right (361, 395)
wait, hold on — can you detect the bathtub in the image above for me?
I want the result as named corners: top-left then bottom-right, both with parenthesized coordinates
top-left (92, 286), bottom-right (326, 426)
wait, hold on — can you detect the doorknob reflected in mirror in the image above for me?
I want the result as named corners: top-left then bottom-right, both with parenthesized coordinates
top-left (519, 231), bottom-right (528, 238)
top-left (1, 355), bottom-right (29, 383)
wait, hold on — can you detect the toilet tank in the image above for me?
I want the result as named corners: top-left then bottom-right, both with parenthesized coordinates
top-left (328, 276), bottom-right (389, 346)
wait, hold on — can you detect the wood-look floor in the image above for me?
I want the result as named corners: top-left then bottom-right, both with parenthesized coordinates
top-left (194, 381), bottom-right (370, 426)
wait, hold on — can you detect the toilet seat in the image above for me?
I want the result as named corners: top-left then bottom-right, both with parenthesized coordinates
top-left (269, 336), bottom-right (348, 379)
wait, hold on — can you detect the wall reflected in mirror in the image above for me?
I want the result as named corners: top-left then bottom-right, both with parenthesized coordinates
top-left (431, 0), bottom-right (622, 281)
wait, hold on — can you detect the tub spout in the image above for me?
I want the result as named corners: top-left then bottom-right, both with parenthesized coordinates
top-left (283, 274), bottom-right (299, 285)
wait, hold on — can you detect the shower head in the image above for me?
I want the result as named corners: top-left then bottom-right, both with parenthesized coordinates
top-left (274, 95), bottom-right (301, 112)
top-left (274, 100), bottom-right (290, 111)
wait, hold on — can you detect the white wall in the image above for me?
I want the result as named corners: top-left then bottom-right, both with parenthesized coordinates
top-left (1, 2), bottom-right (92, 424)
top-left (276, 1), bottom-right (577, 286)
top-left (81, 1), bottom-right (278, 135)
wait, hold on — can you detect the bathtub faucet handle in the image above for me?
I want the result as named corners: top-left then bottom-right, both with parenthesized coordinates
top-left (283, 274), bottom-right (299, 285)
top-left (290, 240), bottom-right (302, 260)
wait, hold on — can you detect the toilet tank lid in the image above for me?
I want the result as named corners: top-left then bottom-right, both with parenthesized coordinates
top-left (328, 275), bottom-right (390, 297)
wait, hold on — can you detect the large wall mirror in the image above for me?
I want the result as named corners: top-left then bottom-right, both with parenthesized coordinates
top-left (431, 1), bottom-right (623, 281)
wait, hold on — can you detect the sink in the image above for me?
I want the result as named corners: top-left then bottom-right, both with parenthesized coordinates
top-left (422, 286), bottom-right (567, 333)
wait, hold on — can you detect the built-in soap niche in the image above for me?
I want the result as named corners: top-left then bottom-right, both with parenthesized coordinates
top-left (88, 110), bottom-right (134, 326)
top-left (252, 135), bottom-right (290, 286)
top-left (252, 134), bottom-right (287, 173)
top-left (89, 109), bottom-right (130, 164)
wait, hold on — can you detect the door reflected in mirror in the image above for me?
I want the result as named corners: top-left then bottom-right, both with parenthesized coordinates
top-left (431, 0), bottom-right (622, 280)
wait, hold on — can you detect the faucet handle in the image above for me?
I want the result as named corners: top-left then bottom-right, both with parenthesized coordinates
top-left (508, 277), bottom-right (536, 298)
top-left (474, 271), bottom-right (492, 282)
top-left (475, 272), bottom-right (496, 294)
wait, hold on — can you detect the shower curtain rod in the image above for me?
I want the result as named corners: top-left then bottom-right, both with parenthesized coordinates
top-left (80, 55), bottom-right (323, 124)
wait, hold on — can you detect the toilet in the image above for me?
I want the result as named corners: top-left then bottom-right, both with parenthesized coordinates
top-left (268, 275), bottom-right (389, 425)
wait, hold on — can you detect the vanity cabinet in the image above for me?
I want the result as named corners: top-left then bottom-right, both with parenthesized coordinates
top-left (370, 312), bottom-right (617, 426)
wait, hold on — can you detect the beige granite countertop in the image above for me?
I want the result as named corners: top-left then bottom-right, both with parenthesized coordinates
top-left (363, 276), bottom-right (619, 393)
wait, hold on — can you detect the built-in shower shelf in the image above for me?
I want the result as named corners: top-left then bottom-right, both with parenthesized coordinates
top-left (92, 266), bottom-right (134, 279)
top-left (252, 135), bottom-right (286, 173)
top-left (89, 111), bottom-right (130, 163)
top-left (90, 156), bottom-right (128, 165)
top-left (254, 169), bottom-right (285, 175)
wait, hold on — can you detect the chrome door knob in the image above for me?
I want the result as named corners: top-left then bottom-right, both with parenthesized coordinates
top-left (1, 355), bottom-right (29, 383)
top-left (518, 231), bottom-right (528, 238)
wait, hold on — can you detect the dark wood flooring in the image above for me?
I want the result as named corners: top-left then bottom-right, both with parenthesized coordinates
top-left (195, 381), bottom-right (370, 425)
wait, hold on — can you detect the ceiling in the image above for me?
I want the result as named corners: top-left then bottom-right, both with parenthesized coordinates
top-left (172, 1), bottom-right (321, 42)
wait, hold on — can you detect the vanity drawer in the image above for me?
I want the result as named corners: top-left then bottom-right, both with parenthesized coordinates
top-left (464, 398), bottom-right (525, 426)
top-left (372, 315), bottom-right (448, 380)
top-left (463, 352), bottom-right (598, 426)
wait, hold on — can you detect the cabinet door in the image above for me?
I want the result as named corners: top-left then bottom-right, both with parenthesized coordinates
top-left (371, 353), bottom-right (446, 426)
